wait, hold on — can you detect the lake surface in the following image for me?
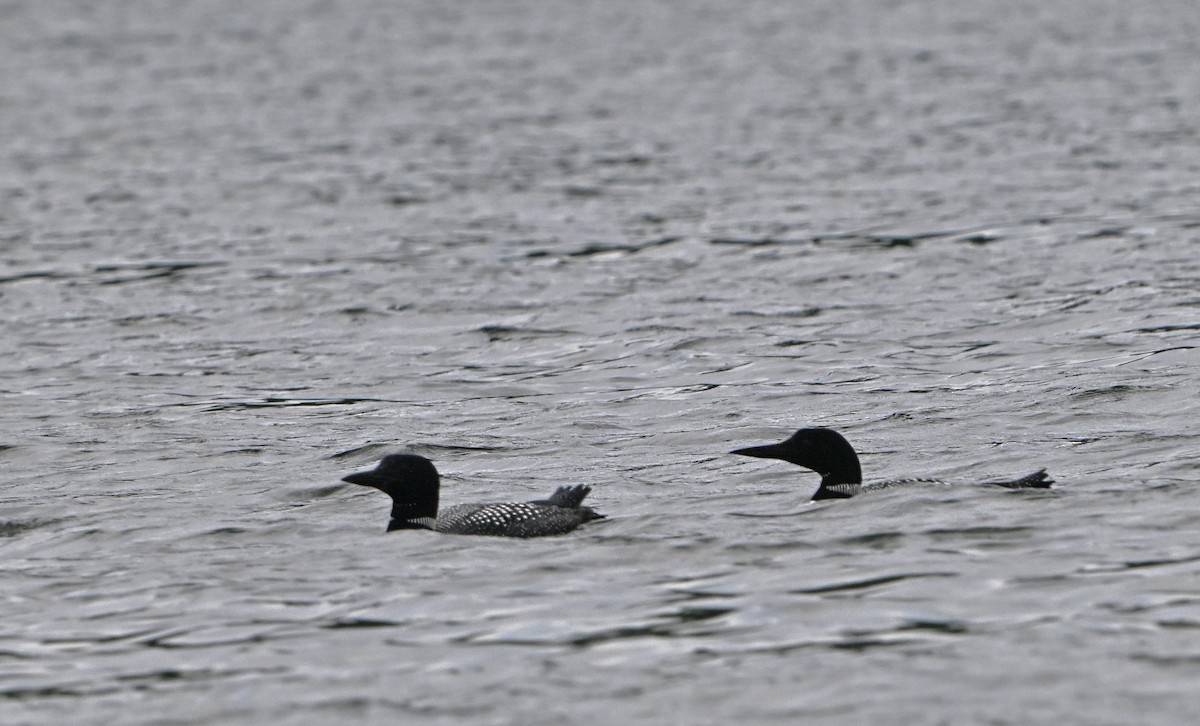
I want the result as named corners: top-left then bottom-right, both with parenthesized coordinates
top-left (3, 1), bottom-right (1199, 724)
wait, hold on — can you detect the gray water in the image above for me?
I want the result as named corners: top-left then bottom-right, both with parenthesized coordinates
top-left (3, 1), bottom-right (1199, 724)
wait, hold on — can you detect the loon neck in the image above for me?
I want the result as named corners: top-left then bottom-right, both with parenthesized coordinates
top-left (822, 461), bottom-right (862, 487)
top-left (813, 452), bottom-right (863, 500)
top-left (388, 499), bottom-right (438, 527)
top-left (816, 438), bottom-right (862, 490)
top-left (813, 472), bottom-right (863, 500)
top-left (387, 515), bottom-right (437, 532)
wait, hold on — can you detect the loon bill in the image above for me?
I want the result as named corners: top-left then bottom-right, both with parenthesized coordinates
top-left (343, 453), bottom-right (605, 537)
top-left (732, 427), bottom-right (1053, 501)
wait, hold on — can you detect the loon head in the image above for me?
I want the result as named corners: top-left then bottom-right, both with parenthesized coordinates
top-left (343, 454), bottom-right (440, 524)
top-left (731, 427), bottom-right (863, 498)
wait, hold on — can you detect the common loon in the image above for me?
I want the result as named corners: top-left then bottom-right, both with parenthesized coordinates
top-left (343, 454), bottom-right (605, 537)
top-left (732, 427), bottom-right (1053, 501)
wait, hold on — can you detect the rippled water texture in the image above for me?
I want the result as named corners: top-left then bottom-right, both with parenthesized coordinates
top-left (3, 1), bottom-right (1199, 724)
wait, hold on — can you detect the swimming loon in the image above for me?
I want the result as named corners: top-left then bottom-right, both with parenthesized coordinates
top-left (343, 454), bottom-right (605, 537)
top-left (732, 427), bottom-right (1053, 501)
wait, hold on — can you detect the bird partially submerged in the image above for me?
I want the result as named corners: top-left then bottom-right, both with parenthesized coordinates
top-left (732, 427), bottom-right (1053, 501)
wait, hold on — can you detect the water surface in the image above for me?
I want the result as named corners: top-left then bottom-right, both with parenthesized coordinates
top-left (3, 2), bottom-right (1199, 724)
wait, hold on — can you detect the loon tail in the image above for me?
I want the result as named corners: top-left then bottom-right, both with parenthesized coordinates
top-left (537, 485), bottom-right (592, 508)
top-left (987, 469), bottom-right (1054, 490)
top-left (533, 485), bottom-right (607, 521)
